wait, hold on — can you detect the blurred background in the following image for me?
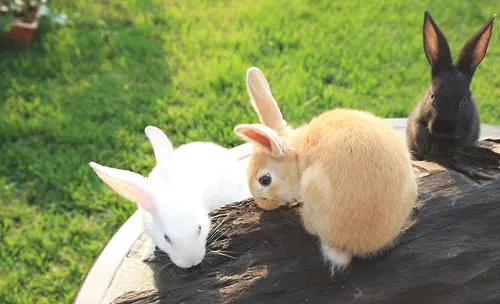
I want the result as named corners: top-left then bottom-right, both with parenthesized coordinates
top-left (0, 0), bottom-right (499, 302)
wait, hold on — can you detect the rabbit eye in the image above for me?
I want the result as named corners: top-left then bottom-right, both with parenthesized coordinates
top-left (430, 94), bottom-right (436, 106)
top-left (164, 234), bottom-right (172, 244)
top-left (197, 224), bottom-right (202, 234)
top-left (258, 174), bottom-right (272, 187)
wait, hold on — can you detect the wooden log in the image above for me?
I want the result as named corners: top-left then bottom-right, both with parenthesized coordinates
top-left (112, 138), bottom-right (500, 304)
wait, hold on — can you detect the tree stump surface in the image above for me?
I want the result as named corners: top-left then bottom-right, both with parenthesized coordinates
top-left (112, 138), bottom-right (500, 304)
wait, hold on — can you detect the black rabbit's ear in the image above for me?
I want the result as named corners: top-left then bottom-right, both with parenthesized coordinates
top-left (456, 14), bottom-right (496, 81)
top-left (423, 11), bottom-right (452, 72)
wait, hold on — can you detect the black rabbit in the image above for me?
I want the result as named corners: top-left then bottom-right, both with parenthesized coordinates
top-left (406, 11), bottom-right (496, 160)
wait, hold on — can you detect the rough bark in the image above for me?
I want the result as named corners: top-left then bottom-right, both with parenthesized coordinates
top-left (113, 138), bottom-right (500, 304)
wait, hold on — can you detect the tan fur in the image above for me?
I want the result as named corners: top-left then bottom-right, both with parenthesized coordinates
top-left (246, 68), bottom-right (287, 132)
top-left (235, 67), bottom-right (418, 271)
top-left (296, 110), bottom-right (417, 255)
top-left (246, 142), bottom-right (301, 210)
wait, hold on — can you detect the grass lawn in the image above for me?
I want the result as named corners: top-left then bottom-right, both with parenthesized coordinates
top-left (0, 0), bottom-right (499, 302)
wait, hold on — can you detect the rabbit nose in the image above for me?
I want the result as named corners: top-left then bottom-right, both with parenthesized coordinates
top-left (432, 120), bottom-right (457, 136)
top-left (175, 257), bottom-right (202, 268)
top-left (188, 252), bottom-right (205, 267)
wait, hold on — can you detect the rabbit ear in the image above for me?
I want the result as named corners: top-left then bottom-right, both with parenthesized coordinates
top-left (89, 162), bottom-right (155, 213)
top-left (456, 14), bottom-right (496, 81)
top-left (423, 11), bottom-right (452, 72)
top-left (234, 124), bottom-right (284, 157)
top-left (246, 67), bottom-right (287, 132)
top-left (145, 126), bottom-right (174, 168)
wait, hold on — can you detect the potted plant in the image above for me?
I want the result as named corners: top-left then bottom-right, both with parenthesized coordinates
top-left (0, 0), bottom-right (66, 46)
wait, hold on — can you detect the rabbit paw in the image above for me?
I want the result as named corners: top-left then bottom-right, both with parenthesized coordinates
top-left (141, 251), bottom-right (158, 262)
top-left (415, 124), bottom-right (431, 157)
top-left (141, 239), bottom-right (158, 262)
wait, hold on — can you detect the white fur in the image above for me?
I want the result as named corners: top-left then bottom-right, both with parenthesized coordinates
top-left (90, 126), bottom-right (250, 268)
top-left (320, 243), bottom-right (351, 275)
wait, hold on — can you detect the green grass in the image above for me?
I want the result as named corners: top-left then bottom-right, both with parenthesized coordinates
top-left (0, 0), bottom-right (499, 302)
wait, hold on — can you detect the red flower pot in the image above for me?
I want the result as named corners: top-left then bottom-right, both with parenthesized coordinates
top-left (8, 24), bottom-right (35, 45)
top-left (8, 17), bottom-right (39, 46)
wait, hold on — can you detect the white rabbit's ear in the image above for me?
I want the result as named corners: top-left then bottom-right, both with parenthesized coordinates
top-left (234, 124), bottom-right (284, 157)
top-left (89, 162), bottom-right (155, 213)
top-left (145, 126), bottom-right (174, 167)
top-left (246, 67), bottom-right (287, 132)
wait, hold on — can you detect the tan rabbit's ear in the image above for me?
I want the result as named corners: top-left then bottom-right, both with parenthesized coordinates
top-left (89, 162), bottom-right (155, 213)
top-left (234, 124), bottom-right (284, 157)
top-left (246, 67), bottom-right (287, 131)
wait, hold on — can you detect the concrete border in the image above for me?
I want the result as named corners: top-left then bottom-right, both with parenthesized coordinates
top-left (73, 211), bottom-right (143, 304)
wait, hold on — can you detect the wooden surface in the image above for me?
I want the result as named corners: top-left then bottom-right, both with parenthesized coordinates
top-left (110, 138), bottom-right (500, 304)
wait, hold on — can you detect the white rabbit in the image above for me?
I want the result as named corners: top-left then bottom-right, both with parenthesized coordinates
top-left (89, 126), bottom-right (250, 268)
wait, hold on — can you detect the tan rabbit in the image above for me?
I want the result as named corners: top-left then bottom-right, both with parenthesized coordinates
top-left (234, 67), bottom-right (418, 273)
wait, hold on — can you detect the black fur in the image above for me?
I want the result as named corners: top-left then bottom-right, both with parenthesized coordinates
top-left (407, 11), bottom-right (496, 160)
